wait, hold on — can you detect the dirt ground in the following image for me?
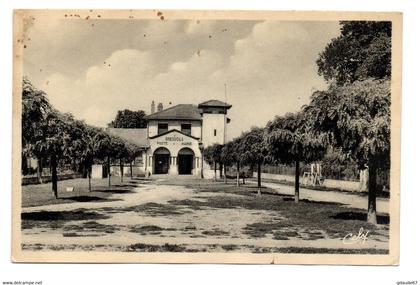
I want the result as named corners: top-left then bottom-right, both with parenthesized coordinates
top-left (21, 177), bottom-right (389, 254)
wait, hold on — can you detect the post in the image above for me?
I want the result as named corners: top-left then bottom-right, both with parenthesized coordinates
top-left (130, 161), bottom-right (133, 179)
top-left (294, 159), bottom-right (300, 203)
top-left (51, 154), bottom-right (58, 198)
top-left (367, 164), bottom-right (377, 224)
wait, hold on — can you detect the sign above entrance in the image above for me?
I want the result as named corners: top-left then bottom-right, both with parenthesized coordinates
top-left (151, 129), bottom-right (199, 147)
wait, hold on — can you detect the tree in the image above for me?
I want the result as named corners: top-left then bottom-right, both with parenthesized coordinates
top-left (95, 132), bottom-right (115, 187)
top-left (41, 110), bottom-right (69, 198)
top-left (220, 142), bottom-right (235, 184)
top-left (125, 143), bottom-right (142, 179)
top-left (108, 109), bottom-right (147, 128)
top-left (22, 78), bottom-right (51, 183)
top-left (317, 21), bottom-right (391, 85)
top-left (221, 139), bottom-right (243, 187)
top-left (239, 127), bottom-right (268, 195)
top-left (266, 111), bottom-right (327, 203)
top-left (203, 144), bottom-right (223, 181)
top-left (307, 79), bottom-right (390, 224)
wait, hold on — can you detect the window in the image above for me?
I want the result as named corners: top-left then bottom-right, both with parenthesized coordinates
top-left (181, 124), bottom-right (191, 135)
top-left (214, 129), bottom-right (217, 136)
top-left (158, 123), bottom-right (168, 135)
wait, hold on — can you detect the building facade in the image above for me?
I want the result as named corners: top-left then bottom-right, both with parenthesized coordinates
top-left (108, 100), bottom-right (231, 177)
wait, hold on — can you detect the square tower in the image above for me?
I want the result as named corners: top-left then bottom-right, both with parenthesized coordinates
top-left (198, 100), bottom-right (232, 148)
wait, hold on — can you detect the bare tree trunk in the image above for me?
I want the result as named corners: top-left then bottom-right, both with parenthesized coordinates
top-left (224, 164), bottom-right (227, 184)
top-left (236, 161), bottom-right (240, 187)
top-left (367, 163), bottom-right (377, 224)
top-left (51, 154), bottom-right (58, 199)
top-left (219, 162), bottom-right (223, 180)
top-left (294, 159), bottom-right (300, 203)
top-left (257, 162), bottom-right (262, 196)
top-left (130, 161), bottom-right (133, 179)
top-left (36, 157), bottom-right (43, 184)
top-left (214, 161), bottom-right (217, 181)
top-left (119, 159), bottom-right (124, 183)
top-left (107, 156), bottom-right (111, 187)
top-left (88, 166), bottom-right (92, 192)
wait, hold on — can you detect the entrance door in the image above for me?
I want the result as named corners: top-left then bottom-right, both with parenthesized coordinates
top-left (153, 148), bottom-right (170, 174)
top-left (178, 155), bottom-right (193, 175)
top-left (178, 148), bottom-right (194, 175)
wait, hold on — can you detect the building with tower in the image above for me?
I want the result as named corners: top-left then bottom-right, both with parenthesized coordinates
top-left (107, 99), bottom-right (231, 178)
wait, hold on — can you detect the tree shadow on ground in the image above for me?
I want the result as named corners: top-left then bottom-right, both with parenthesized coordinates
top-left (331, 212), bottom-right (389, 225)
top-left (22, 209), bottom-right (110, 222)
top-left (93, 189), bottom-right (134, 194)
top-left (59, 196), bottom-right (121, 203)
top-left (281, 196), bottom-right (345, 206)
top-left (113, 184), bottom-right (138, 188)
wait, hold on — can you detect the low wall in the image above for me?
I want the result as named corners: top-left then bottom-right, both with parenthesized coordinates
top-left (110, 166), bottom-right (146, 177)
top-left (253, 172), bottom-right (365, 192)
top-left (22, 173), bottom-right (83, 185)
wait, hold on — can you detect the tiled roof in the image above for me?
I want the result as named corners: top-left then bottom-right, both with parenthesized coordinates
top-left (107, 128), bottom-right (149, 148)
top-left (198, 100), bottom-right (232, 109)
top-left (145, 104), bottom-right (202, 121)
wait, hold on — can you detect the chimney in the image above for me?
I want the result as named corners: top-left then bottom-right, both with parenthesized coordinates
top-left (151, 101), bottom-right (155, 114)
top-left (157, 102), bottom-right (163, 112)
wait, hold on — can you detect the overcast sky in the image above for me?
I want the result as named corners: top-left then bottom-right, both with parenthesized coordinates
top-left (23, 17), bottom-right (340, 140)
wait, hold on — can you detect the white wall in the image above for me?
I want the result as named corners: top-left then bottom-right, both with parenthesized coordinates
top-left (145, 130), bottom-right (202, 176)
top-left (202, 113), bottom-right (227, 147)
top-left (148, 120), bottom-right (201, 138)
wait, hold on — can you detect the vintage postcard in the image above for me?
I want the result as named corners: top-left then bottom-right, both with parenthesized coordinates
top-left (12, 9), bottom-right (402, 264)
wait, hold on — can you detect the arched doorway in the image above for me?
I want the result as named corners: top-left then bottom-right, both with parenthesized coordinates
top-left (153, 147), bottom-right (171, 174)
top-left (178, 148), bottom-right (195, 175)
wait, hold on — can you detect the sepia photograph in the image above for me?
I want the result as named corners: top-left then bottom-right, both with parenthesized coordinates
top-left (12, 9), bottom-right (402, 264)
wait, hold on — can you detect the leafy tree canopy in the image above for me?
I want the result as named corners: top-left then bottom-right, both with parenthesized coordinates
top-left (307, 79), bottom-right (390, 169)
top-left (317, 21), bottom-right (391, 85)
top-left (238, 127), bottom-right (268, 165)
top-left (108, 109), bottom-right (147, 128)
top-left (266, 111), bottom-right (327, 164)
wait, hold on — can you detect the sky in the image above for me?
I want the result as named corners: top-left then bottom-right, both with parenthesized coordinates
top-left (23, 15), bottom-right (340, 140)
